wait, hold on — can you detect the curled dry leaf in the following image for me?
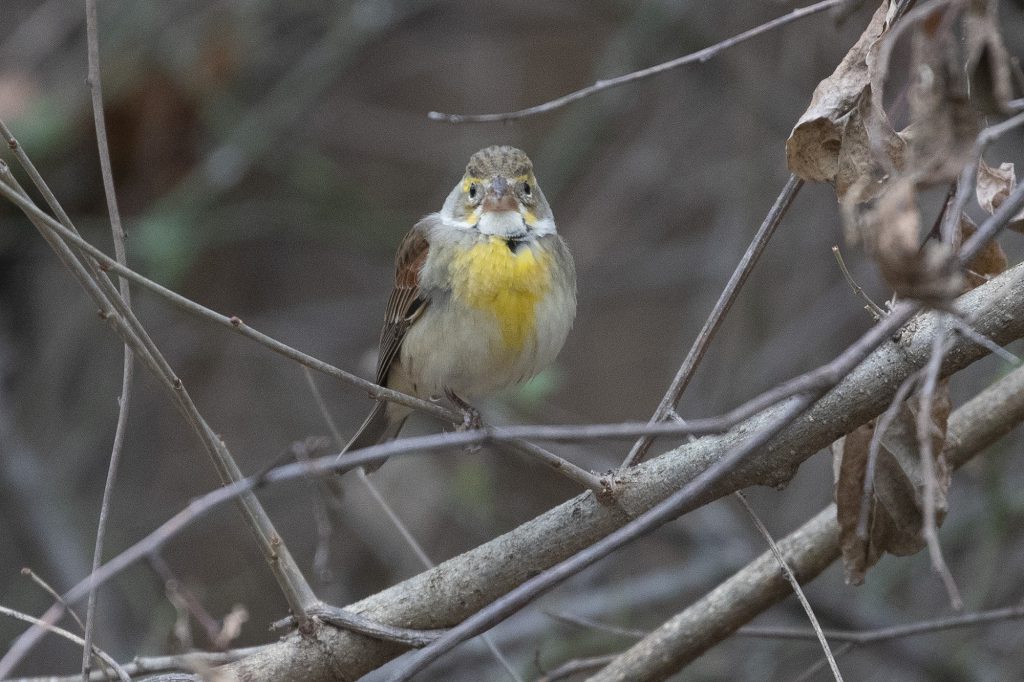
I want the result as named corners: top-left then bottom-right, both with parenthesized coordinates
top-left (791, 0), bottom-right (1015, 306)
top-left (786, 1), bottom-right (893, 185)
top-left (976, 158), bottom-right (1024, 233)
top-left (833, 383), bottom-right (951, 585)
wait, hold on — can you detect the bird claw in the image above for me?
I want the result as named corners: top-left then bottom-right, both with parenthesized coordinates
top-left (457, 406), bottom-right (483, 432)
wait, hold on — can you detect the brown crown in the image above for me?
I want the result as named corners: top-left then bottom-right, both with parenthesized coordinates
top-left (465, 146), bottom-right (533, 178)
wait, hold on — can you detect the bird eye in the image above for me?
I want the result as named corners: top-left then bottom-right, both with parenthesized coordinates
top-left (468, 184), bottom-right (478, 200)
top-left (522, 182), bottom-right (531, 196)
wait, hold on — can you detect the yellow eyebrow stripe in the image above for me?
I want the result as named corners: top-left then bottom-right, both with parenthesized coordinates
top-left (461, 174), bottom-right (534, 193)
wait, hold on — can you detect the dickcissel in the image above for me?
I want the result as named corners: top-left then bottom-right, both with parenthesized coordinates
top-left (343, 145), bottom-right (576, 465)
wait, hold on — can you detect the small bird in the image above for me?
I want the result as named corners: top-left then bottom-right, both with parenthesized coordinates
top-left (343, 145), bottom-right (576, 467)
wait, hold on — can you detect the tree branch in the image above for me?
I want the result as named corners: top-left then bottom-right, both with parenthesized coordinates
top-left (589, 358), bottom-right (1024, 680)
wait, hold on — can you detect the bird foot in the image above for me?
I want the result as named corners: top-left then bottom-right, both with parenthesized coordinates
top-left (444, 389), bottom-right (483, 433)
top-left (458, 406), bottom-right (483, 432)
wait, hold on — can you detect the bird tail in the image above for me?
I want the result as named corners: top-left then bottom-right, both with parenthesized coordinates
top-left (341, 401), bottom-right (409, 472)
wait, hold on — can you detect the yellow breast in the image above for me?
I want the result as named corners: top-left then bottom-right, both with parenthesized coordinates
top-left (449, 237), bottom-right (553, 352)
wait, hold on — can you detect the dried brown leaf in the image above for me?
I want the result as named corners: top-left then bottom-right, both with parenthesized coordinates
top-left (834, 383), bottom-right (951, 585)
top-left (835, 86), bottom-right (907, 204)
top-left (786, 1), bottom-right (892, 183)
top-left (975, 158), bottom-right (1024, 233)
top-left (850, 177), bottom-right (963, 301)
top-left (961, 214), bottom-right (1008, 289)
top-left (976, 159), bottom-right (1015, 213)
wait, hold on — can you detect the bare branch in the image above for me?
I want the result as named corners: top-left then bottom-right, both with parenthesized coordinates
top-left (0, 146), bottom-right (317, 673)
top-left (589, 360), bottom-right (1024, 680)
top-left (737, 605), bottom-right (1024, 643)
top-left (0, 605), bottom-right (129, 682)
top-left (82, 1), bottom-right (136, 677)
top-left (7, 647), bottom-right (266, 682)
top-left (428, 1), bottom-right (844, 123)
top-left (833, 245), bottom-right (887, 319)
top-left (4, 255), bottom-right (1012, 681)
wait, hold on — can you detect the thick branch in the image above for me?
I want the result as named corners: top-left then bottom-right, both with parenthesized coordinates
top-left (589, 356), bottom-right (1024, 680)
top-left (217, 263), bottom-right (1024, 680)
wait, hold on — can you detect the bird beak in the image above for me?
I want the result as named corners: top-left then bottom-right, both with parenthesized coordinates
top-left (482, 176), bottom-right (518, 212)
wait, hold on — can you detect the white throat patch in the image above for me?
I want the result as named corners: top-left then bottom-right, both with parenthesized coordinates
top-left (477, 210), bottom-right (527, 238)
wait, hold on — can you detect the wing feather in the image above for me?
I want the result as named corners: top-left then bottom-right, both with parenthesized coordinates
top-left (375, 226), bottom-right (430, 385)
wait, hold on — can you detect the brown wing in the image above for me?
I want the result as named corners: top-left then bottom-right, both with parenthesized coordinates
top-left (375, 226), bottom-right (430, 385)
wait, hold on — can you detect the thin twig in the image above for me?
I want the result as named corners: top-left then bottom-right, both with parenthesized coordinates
top-left (916, 322), bottom-right (963, 609)
top-left (0, 147), bottom-right (316, 672)
top-left (946, 313), bottom-right (1021, 365)
top-left (792, 643), bottom-right (857, 682)
top-left (623, 175), bottom-right (803, 467)
top-left (82, 2), bottom-right (135, 678)
top-left (428, 1), bottom-right (844, 123)
top-left (737, 604), bottom-right (1024, 643)
top-left (734, 491), bottom-right (843, 681)
top-left (0, 605), bottom-right (130, 682)
top-left (832, 245), bottom-right (887, 319)
top-left (6, 647), bottom-right (267, 682)
top-left (21, 568), bottom-right (88, 633)
top-left (148, 553), bottom-right (224, 647)
top-left (303, 603), bottom-right (446, 647)
top-left (20, 570), bottom-right (118, 682)
top-left (536, 654), bottom-right (616, 682)
top-left (546, 611), bottom-right (646, 640)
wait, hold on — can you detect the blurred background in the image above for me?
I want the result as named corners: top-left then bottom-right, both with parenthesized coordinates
top-left (2, 1), bottom-right (1023, 679)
